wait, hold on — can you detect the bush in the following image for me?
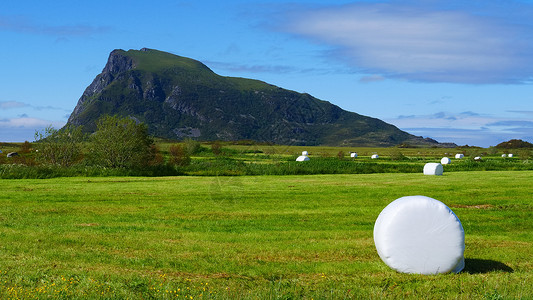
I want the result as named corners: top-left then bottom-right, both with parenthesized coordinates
top-left (88, 116), bottom-right (155, 168)
top-left (34, 125), bottom-right (85, 167)
top-left (169, 144), bottom-right (191, 166)
top-left (184, 138), bottom-right (202, 155)
top-left (212, 141), bottom-right (222, 156)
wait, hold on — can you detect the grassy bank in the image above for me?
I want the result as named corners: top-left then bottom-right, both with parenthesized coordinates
top-left (0, 171), bottom-right (531, 298)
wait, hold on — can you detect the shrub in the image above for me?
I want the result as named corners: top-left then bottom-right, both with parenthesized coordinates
top-left (184, 138), bottom-right (202, 155)
top-left (169, 144), bottom-right (191, 166)
top-left (88, 116), bottom-right (155, 168)
top-left (212, 141), bottom-right (222, 156)
top-left (337, 151), bottom-right (344, 160)
top-left (34, 125), bottom-right (85, 167)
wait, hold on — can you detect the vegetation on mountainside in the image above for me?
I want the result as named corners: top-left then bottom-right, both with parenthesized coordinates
top-left (66, 48), bottom-right (451, 147)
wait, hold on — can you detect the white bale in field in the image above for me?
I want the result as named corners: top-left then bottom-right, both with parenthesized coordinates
top-left (508, 154), bottom-right (513, 157)
top-left (455, 154), bottom-right (464, 159)
top-left (302, 151), bottom-right (308, 156)
top-left (374, 195), bottom-right (465, 274)
top-left (502, 154), bottom-right (507, 158)
top-left (424, 163), bottom-right (444, 175)
top-left (371, 154), bottom-right (379, 159)
top-left (440, 157), bottom-right (451, 165)
top-left (474, 156), bottom-right (482, 161)
top-left (296, 155), bottom-right (310, 162)
top-left (350, 152), bottom-right (358, 158)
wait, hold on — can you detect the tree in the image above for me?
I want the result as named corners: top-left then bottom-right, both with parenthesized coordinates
top-left (89, 115), bottom-right (155, 168)
top-left (34, 125), bottom-right (85, 167)
top-left (169, 144), bottom-right (191, 166)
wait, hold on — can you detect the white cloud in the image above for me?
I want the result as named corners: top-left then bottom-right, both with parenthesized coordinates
top-left (386, 111), bottom-right (533, 146)
top-left (0, 117), bottom-right (65, 142)
top-left (283, 1), bottom-right (533, 83)
top-left (0, 101), bottom-right (28, 110)
top-left (0, 117), bottom-right (64, 128)
top-left (0, 15), bottom-right (111, 37)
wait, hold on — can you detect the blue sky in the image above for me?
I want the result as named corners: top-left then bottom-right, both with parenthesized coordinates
top-left (1, 0), bottom-right (532, 147)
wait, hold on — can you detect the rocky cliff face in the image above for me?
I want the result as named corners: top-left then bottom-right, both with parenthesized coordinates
top-left (68, 50), bottom-right (136, 125)
top-left (66, 48), bottom-right (455, 147)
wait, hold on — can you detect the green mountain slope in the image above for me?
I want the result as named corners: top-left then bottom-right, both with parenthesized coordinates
top-left (67, 48), bottom-right (454, 147)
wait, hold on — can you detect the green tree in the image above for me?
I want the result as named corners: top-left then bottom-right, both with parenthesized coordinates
top-left (89, 115), bottom-right (155, 168)
top-left (34, 125), bottom-right (85, 167)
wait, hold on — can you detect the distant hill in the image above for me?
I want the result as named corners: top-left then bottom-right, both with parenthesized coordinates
top-left (67, 48), bottom-right (456, 147)
top-left (495, 139), bottom-right (533, 148)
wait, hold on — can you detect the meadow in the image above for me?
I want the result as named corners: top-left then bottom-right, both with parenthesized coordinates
top-left (0, 170), bottom-right (531, 299)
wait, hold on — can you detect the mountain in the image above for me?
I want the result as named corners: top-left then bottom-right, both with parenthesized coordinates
top-left (67, 48), bottom-right (455, 147)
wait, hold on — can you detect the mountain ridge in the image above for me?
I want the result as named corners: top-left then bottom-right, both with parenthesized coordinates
top-left (67, 48), bottom-right (456, 147)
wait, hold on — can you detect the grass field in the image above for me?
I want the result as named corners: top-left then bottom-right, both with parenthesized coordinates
top-left (0, 171), bottom-right (531, 299)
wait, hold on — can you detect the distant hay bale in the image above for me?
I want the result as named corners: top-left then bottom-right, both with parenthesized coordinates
top-left (423, 163), bottom-right (443, 175)
top-left (302, 151), bottom-right (308, 156)
top-left (371, 154), bottom-right (379, 159)
top-left (455, 154), bottom-right (464, 159)
top-left (296, 155), bottom-right (310, 162)
top-left (501, 154), bottom-right (507, 157)
top-left (440, 157), bottom-right (451, 165)
top-left (373, 195), bottom-right (465, 274)
top-left (350, 152), bottom-right (358, 158)
top-left (508, 154), bottom-right (514, 158)
top-left (474, 156), bottom-right (482, 161)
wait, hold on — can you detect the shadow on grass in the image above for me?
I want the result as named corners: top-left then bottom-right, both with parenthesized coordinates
top-left (463, 258), bottom-right (514, 274)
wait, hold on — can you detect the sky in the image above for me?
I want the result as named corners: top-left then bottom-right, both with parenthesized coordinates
top-left (1, 0), bottom-right (532, 147)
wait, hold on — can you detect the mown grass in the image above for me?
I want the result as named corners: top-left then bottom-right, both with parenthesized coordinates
top-left (0, 171), bottom-right (531, 298)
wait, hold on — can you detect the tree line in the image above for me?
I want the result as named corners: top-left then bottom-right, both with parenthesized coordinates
top-left (32, 115), bottom-right (163, 168)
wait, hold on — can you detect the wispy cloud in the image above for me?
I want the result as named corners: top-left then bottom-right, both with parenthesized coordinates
top-left (280, 1), bottom-right (533, 84)
top-left (0, 15), bottom-right (111, 37)
top-left (206, 61), bottom-right (297, 74)
top-left (386, 111), bottom-right (533, 146)
top-left (0, 117), bottom-right (63, 128)
top-left (0, 116), bottom-right (65, 142)
top-left (359, 75), bottom-right (385, 83)
top-left (0, 101), bottom-right (62, 111)
top-left (0, 101), bottom-right (27, 109)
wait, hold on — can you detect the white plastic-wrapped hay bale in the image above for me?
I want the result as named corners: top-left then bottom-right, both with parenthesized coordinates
top-left (296, 155), bottom-right (310, 162)
top-left (374, 196), bottom-right (465, 274)
top-left (455, 154), bottom-right (464, 159)
top-left (508, 153), bottom-right (513, 158)
top-left (474, 156), bottom-right (482, 161)
top-left (350, 152), bottom-right (358, 158)
top-left (423, 163), bottom-right (443, 175)
top-left (501, 154), bottom-right (507, 158)
top-left (371, 154), bottom-right (379, 159)
top-left (440, 157), bottom-right (451, 165)
top-left (302, 151), bottom-right (308, 156)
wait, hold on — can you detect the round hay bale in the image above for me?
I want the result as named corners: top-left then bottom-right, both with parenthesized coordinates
top-left (296, 155), bottom-right (310, 162)
top-left (508, 154), bottom-right (513, 158)
top-left (302, 151), bottom-right (308, 156)
top-left (440, 157), bottom-right (451, 165)
top-left (423, 163), bottom-right (443, 175)
top-left (350, 152), bottom-right (358, 158)
top-left (455, 154), bottom-right (464, 159)
top-left (474, 156), bottom-right (482, 161)
top-left (371, 154), bottom-right (379, 159)
top-left (501, 154), bottom-right (507, 158)
top-left (373, 195), bottom-right (465, 274)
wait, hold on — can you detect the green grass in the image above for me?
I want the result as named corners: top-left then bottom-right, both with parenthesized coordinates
top-left (0, 171), bottom-right (532, 298)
